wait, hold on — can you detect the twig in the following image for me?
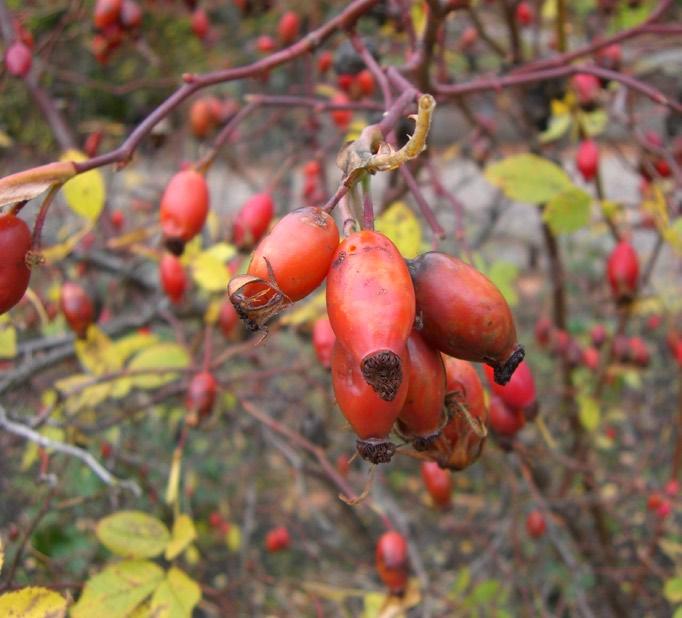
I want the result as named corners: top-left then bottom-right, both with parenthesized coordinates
top-left (0, 404), bottom-right (141, 495)
top-left (400, 166), bottom-right (445, 239)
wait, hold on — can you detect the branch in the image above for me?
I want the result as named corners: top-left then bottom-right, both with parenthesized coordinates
top-left (0, 404), bottom-right (141, 496)
top-left (72, 0), bottom-right (382, 175)
top-left (436, 63), bottom-right (682, 113)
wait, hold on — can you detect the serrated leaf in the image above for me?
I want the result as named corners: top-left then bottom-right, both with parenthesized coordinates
top-left (149, 567), bottom-right (201, 618)
top-left (280, 289), bottom-right (326, 327)
top-left (71, 560), bottom-right (163, 618)
top-left (578, 395), bottom-right (600, 432)
top-left (59, 150), bottom-right (105, 222)
top-left (127, 343), bottom-right (190, 389)
top-left (96, 511), bottom-right (170, 559)
top-left (543, 188), bottom-right (591, 234)
top-left (664, 578), bottom-right (682, 604)
top-left (485, 154), bottom-right (572, 204)
top-left (0, 161), bottom-right (76, 208)
top-left (0, 587), bottom-right (67, 617)
top-left (375, 201), bottom-right (422, 259)
top-left (539, 113), bottom-right (572, 144)
top-left (0, 318), bottom-right (17, 359)
top-left (192, 251), bottom-right (230, 292)
top-left (165, 515), bottom-right (197, 561)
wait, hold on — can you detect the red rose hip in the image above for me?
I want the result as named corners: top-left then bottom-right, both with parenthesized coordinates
top-left (0, 213), bottom-right (32, 315)
top-left (376, 531), bottom-right (409, 595)
top-left (159, 170), bottom-right (210, 254)
top-left (409, 252), bottom-right (524, 385)
top-left (327, 231), bottom-right (415, 402)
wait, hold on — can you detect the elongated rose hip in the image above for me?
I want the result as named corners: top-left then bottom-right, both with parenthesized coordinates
top-left (326, 231), bottom-right (415, 401)
top-left (396, 331), bottom-right (447, 450)
top-left (409, 252), bottom-right (524, 385)
top-left (331, 341), bottom-right (409, 464)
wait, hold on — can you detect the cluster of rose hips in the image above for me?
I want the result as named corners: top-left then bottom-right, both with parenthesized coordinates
top-left (91, 0), bottom-right (143, 65)
top-left (224, 196), bottom-right (526, 466)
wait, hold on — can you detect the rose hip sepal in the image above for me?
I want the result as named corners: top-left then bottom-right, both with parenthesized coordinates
top-left (228, 206), bottom-right (338, 332)
top-left (426, 356), bottom-right (488, 470)
top-left (326, 230), bottom-right (415, 402)
top-left (331, 341), bottom-right (409, 464)
top-left (395, 331), bottom-right (447, 451)
top-left (408, 252), bottom-right (524, 385)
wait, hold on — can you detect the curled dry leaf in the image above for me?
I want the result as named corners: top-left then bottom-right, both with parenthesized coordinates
top-left (0, 161), bottom-right (76, 208)
top-left (336, 94), bottom-right (436, 187)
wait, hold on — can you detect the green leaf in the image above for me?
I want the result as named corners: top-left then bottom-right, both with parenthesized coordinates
top-left (165, 515), bottom-right (197, 561)
top-left (127, 343), bottom-right (190, 389)
top-left (149, 567), bottom-right (202, 618)
top-left (60, 149), bottom-right (105, 222)
top-left (578, 395), bottom-right (600, 432)
top-left (484, 154), bottom-right (572, 204)
top-left (71, 560), bottom-right (163, 618)
top-left (96, 511), bottom-right (170, 559)
top-left (375, 201), bottom-right (423, 259)
top-left (486, 261), bottom-right (519, 307)
top-left (450, 567), bottom-right (471, 597)
top-left (0, 587), bottom-right (67, 617)
top-left (664, 577), bottom-right (682, 604)
top-left (539, 113), bottom-right (572, 144)
top-left (469, 580), bottom-right (500, 605)
top-left (543, 188), bottom-right (591, 234)
top-left (673, 606), bottom-right (682, 618)
top-left (579, 109), bottom-right (608, 137)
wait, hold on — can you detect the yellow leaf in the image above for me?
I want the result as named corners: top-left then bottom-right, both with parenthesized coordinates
top-left (226, 524), bottom-right (241, 552)
top-left (204, 299), bottom-right (222, 325)
top-left (59, 149), bottom-right (105, 222)
top-left (165, 515), bottom-right (197, 561)
top-left (192, 251), bottom-right (230, 292)
top-left (280, 289), bottom-right (326, 326)
top-left (375, 201), bottom-right (422, 259)
top-left (0, 129), bottom-right (13, 148)
top-left (75, 326), bottom-right (123, 375)
top-left (184, 544), bottom-right (200, 566)
top-left (127, 343), bottom-right (190, 389)
top-left (0, 587), bottom-right (67, 618)
top-left (149, 567), bottom-right (201, 618)
top-left (71, 560), bottom-right (163, 618)
top-left (410, 1), bottom-right (427, 37)
top-left (112, 332), bottom-right (159, 363)
top-left (315, 84), bottom-right (337, 98)
top-left (0, 316), bottom-right (17, 359)
top-left (21, 426), bottom-right (65, 470)
top-left (165, 447), bottom-right (182, 507)
top-left (205, 242), bottom-right (237, 263)
top-left (343, 118), bottom-right (366, 143)
top-left (96, 511), bottom-right (170, 559)
top-left (578, 395), bottom-right (600, 432)
top-left (542, 0), bottom-right (557, 20)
